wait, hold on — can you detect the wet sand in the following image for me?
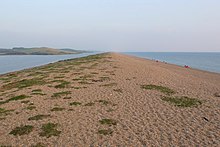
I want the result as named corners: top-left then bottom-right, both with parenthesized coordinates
top-left (0, 53), bottom-right (219, 146)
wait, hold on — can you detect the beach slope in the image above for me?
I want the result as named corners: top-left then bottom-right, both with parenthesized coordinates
top-left (0, 53), bottom-right (219, 146)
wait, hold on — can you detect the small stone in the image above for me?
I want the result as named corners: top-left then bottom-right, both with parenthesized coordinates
top-left (214, 93), bottom-right (220, 97)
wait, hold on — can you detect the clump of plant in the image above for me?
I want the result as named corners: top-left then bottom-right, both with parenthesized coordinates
top-left (97, 100), bottom-right (110, 105)
top-left (39, 123), bottom-right (61, 138)
top-left (51, 91), bottom-right (71, 98)
top-left (28, 114), bottom-right (50, 121)
top-left (99, 76), bottom-right (110, 81)
top-left (31, 142), bottom-right (46, 147)
top-left (21, 100), bottom-right (30, 104)
top-left (51, 107), bottom-right (65, 111)
top-left (1, 78), bottom-right (46, 90)
top-left (98, 129), bottom-right (113, 135)
top-left (0, 95), bottom-right (30, 105)
top-left (141, 84), bottom-right (175, 95)
top-left (84, 102), bottom-right (95, 106)
top-left (0, 108), bottom-right (14, 116)
top-left (101, 83), bottom-right (117, 87)
top-left (9, 125), bottom-right (34, 136)
top-left (161, 96), bottom-right (202, 107)
top-left (31, 89), bottom-right (45, 96)
top-left (26, 105), bottom-right (36, 110)
top-left (99, 118), bottom-right (117, 126)
top-left (54, 81), bottom-right (70, 89)
top-left (69, 102), bottom-right (82, 106)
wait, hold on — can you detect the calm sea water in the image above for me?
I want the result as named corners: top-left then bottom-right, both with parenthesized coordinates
top-left (123, 52), bottom-right (220, 73)
top-left (0, 52), bottom-right (99, 75)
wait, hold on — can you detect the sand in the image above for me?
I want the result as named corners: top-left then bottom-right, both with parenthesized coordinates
top-left (0, 53), bottom-right (219, 146)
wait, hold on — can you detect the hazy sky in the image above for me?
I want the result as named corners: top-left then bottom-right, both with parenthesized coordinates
top-left (0, 0), bottom-right (220, 52)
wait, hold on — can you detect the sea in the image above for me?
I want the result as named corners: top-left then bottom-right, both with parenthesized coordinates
top-left (123, 52), bottom-right (220, 73)
top-left (0, 52), bottom-right (99, 75)
top-left (0, 52), bottom-right (220, 75)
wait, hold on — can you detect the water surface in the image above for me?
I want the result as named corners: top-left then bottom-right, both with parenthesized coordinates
top-left (0, 52), bottom-right (99, 75)
top-left (123, 52), bottom-right (220, 73)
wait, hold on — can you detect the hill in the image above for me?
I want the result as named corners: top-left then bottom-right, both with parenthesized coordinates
top-left (0, 47), bottom-right (86, 55)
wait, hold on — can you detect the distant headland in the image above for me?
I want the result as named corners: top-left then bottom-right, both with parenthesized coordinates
top-left (0, 47), bottom-right (87, 55)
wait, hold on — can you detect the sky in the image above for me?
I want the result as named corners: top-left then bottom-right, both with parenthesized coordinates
top-left (0, 0), bottom-right (220, 52)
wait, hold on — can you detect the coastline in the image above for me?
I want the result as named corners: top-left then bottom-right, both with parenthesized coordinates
top-left (122, 52), bottom-right (220, 74)
top-left (0, 53), bottom-right (219, 146)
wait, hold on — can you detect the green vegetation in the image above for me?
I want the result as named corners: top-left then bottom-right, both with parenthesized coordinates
top-left (32, 89), bottom-right (42, 93)
top-left (99, 119), bottom-right (117, 126)
top-left (99, 76), bottom-right (110, 81)
top-left (98, 129), bottom-right (113, 135)
top-left (84, 102), bottom-right (95, 106)
top-left (161, 96), bottom-right (202, 107)
top-left (51, 91), bottom-right (71, 98)
top-left (31, 89), bottom-right (46, 96)
top-left (101, 83), bottom-right (117, 87)
top-left (141, 84), bottom-right (175, 95)
top-left (26, 106), bottom-right (36, 110)
top-left (0, 95), bottom-right (30, 105)
top-left (97, 100), bottom-right (110, 105)
top-left (1, 78), bottom-right (46, 91)
top-left (70, 102), bottom-right (82, 106)
top-left (0, 47), bottom-right (83, 55)
top-left (0, 108), bottom-right (14, 116)
top-left (9, 125), bottom-right (33, 136)
top-left (28, 115), bottom-right (50, 121)
top-left (51, 107), bottom-right (65, 111)
top-left (31, 143), bottom-right (46, 147)
top-left (54, 81), bottom-right (70, 88)
top-left (54, 76), bottom-right (65, 79)
top-left (39, 123), bottom-right (61, 138)
top-left (9, 95), bottom-right (29, 101)
top-left (21, 100), bottom-right (30, 104)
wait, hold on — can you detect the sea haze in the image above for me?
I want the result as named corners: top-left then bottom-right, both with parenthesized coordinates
top-left (0, 52), bottom-right (98, 75)
top-left (123, 52), bottom-right (220, 73)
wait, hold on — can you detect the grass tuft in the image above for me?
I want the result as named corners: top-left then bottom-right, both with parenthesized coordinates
top-left (9, 125), bottom-right (33, 136)
top-left (52, 91), bottom-right (71, 98)
top-left (0, 95), bottom-right (30, 105)
top-left (31, 143), bottom-right (46, 147)
top-left (51, 107), bottom-right (65, 111)
top-left (1, 78), bottom-right (46, 90)
top-left (101, 83), bottom-right (117, 87)
top-left (161, 96), bottom-right (202, 107)
top-left (141, 84), bottom-right (175, 95)
top-left (98, 129), bottom-right (113, 135)
top-left (70, 102), bottom-right (82, 106)
top-left (39, 123), bottom-right (61, 138)
top-left (28, 114), bottom-right (50, 121)
top-left (97, 100), bottom-right (110, 105)
top-left (54, 81), bottom-right (70, 89)
top-left (84, 102), bottom-right (95, 106)
top-left (99, 118), bottom-right (117, 126)
top-left (0, 108), bottom-right (14, 116)
top-left (26, 106), bottom-right (36, 110)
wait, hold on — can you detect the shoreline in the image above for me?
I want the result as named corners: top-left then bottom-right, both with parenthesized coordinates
top-left (122, 52), bottom-right (220, 74)
top-left (0, 52), bottom-right (101, 75)
top-left (1, 52), bottom-right (220, 76)
top-left (0, 53), bottom-right (219, 146)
